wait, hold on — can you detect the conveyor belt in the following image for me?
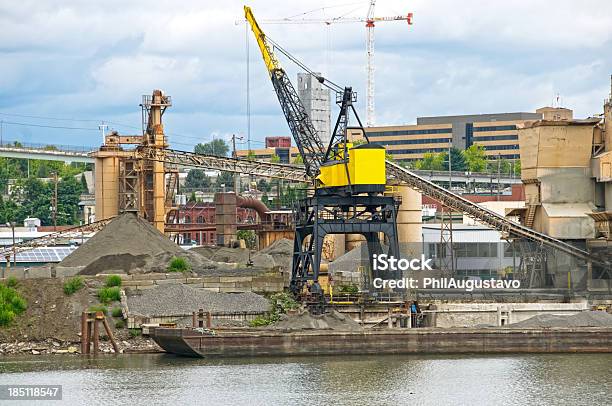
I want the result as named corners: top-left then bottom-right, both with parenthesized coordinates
top-left (385, 160), bottom-right (602, 264)
top-left (0, 217), bottom-right (114, 259)
top-left (109, 148), bottom-right (607, 266)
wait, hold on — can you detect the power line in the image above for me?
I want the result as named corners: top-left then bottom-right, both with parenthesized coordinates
top-left (1, 120), bottom-right (99, 131)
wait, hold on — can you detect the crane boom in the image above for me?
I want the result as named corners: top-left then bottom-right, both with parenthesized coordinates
top-left (244, 6), bottom-right (326, 179)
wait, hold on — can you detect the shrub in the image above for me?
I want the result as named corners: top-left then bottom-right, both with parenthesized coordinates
top-left (129, 328), bottom-right (141, 338)
top-left (111, 307), bottom-right (123, 318)
top-left (115, 320), bottom-right (125, 329)
top-left (167, 256), bottom-right (190, 273)
top-left (248, 292), bottom-right (299, 327)
top-left (0, 284), bottom-right (27, 326)
top-left (88, 304), bottom-right (108, 315)
top-left (337, 284), bottom-right (359, 295)
top-left (6, 276), bottom-right (18, 288)
top-left (63, 276), bottom-right (84, 295)
top-left (97, 287), bottom-right (121, 304)
top-left (105, 275), bottom-right (122, 288)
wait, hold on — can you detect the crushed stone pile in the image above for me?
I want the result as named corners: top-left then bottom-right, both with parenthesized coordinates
top-left (328, 244), bottom-right (370, 275)
top-left (191, 246), bottom-right (252, 264)
top-left (255, 238), bottom-right (293, 271)
top-left (509, 311), bottom-right (612, 328)
top-left (59, 213), bottom-right (236, 275)
top-left (270, 309), bottom-right (363, 331)
top-left (127, 284), bottom-right (270, 317)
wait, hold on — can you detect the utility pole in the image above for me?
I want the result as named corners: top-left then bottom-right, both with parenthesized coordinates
top-left (98, 122), bottom-right (108, 145)
top-left (448, 143), bottom-right (452, 190)
top-left (497, 154), bottom-right (501, 201)
top-left (231, 134), bottom-right (244, 193)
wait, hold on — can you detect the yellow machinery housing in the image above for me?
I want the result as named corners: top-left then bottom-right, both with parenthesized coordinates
top-left (317, 143), bottom-right (387, 194)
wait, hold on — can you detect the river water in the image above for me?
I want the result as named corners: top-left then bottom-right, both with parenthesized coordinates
top-left (0, 353), bottom-right (610, 405)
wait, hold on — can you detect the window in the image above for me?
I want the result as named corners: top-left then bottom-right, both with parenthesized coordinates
top-left (367, 128), bottom-right (452, 137)
top-left (473, 125), bottom-right (517, 132)
top-left (455, 243), bottom-right (497, 258)
top-left (184, 215), bottom-right (191, 223)
top-left (374, 138), bottom-right (450, 146)
top-left (473, 134), bottom-right (518, 142)
top-left (197, 216), bottom-right (204, 224)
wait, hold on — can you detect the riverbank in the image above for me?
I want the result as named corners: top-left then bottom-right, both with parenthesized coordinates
top-left (0, 336), bottom-right (162, 356)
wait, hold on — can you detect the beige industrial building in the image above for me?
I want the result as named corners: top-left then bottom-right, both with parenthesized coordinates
top-left (236, 107), bottom-right (572, 163)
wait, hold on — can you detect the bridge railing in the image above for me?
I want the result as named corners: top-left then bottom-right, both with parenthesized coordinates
top-left (0, 140), bottom-right (95, 153)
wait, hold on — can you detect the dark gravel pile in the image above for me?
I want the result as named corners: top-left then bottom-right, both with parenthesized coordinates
top-left (509, 311), bottom-right (612, 328)
top-left (127, 284), bottom-right (270, 317)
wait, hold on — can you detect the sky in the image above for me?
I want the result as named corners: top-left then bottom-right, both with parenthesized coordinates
top-left (1, 0), bottom-right (612, 151)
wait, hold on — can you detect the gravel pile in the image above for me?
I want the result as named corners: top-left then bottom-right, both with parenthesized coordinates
top-left (191, 246), bottom-right (251, 264)
top-left (256, 238), bottom-right (293, 271)
top-left (270, 309), bottom-right (363, 331)
top-left (127, 284), bottom-right (270, 317)
top-left (328, 244), bottom-right (370, 274)
top-left (509, 311), bottom-right (612, 328)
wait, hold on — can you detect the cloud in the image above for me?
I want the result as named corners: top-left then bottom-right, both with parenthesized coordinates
top-left (0, 0), bottom-right (611, 150)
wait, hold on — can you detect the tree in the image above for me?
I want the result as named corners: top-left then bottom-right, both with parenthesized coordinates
top-left (185, 169), bottom-right (211, 190)
top-left (247, 150), bottom-right (256, 161)
top-left (445, 147), bottom-right (466, 172)
top-left (414, 152), bottom-right (445, 171)
top-left (270, 154), bottom-right (280, 163)
top-left (189, 192), bottom-right (197, 202)
top-left (462, 145), bottom-right (487, 172)
top-left (258, 179), bottom-right (270, 192)
top-left (80, 173), bottom-right (88, 191)
top-left (237, 230), bottom-right (256, 249)
top-left (194, 139), bottom-right (229, 157)
top-left (215, 171), bottom-right (234, 191)
top-left (292, 154), bottom-right (304, 165)
top-left (261, 192), bottom-right (269, 206)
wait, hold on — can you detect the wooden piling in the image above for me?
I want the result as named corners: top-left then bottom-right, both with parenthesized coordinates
top-left (101, 314), bottom-right (120, 353)
top-left (80, 312), bottom-right (88, 354)
top-left (93, 314), bottom-right (100, 355)
top-left (206, 312), bottom-right (212, 328)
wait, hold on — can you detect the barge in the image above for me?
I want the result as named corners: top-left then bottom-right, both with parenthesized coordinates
top-left (150, 327), bottom-right (612, 358)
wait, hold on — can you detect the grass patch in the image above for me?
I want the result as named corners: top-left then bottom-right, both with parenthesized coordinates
top-left (63, 276), bottom-right (84, 295)
top-left (167, 256), bottom-right (190, 273)
top-left (115, 320), bottom-right (125, 329)
top-left (111, 307), bottom-right (123, 318)
top-left (88, 304), bottom-right (108, 315)
top-left (97, 287), bottom-right (121, 304)
top-left (6, 276), bottom-right (18, 288)
top-left (105, 275), bottom-right (122, 288)
top-left (0, 284), bottom-right (27, 326)
top-left (129, 328), bottom-right (141, 338)
top-left (248, 292), bottom-right (300, 327)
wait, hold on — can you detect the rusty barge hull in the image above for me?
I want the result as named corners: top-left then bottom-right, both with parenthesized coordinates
top-left (151, 327), bottom-right (612, 358)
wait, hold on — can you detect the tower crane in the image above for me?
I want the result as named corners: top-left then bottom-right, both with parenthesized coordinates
top-left (257, 1), bottom-right (414, 126)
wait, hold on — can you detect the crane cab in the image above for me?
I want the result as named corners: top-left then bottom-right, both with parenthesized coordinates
top-left (316, 143), bottom-right (386, 195)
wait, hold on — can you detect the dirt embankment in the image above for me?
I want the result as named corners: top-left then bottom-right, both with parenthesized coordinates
top-left (0, 278), bottom-right (90, 343)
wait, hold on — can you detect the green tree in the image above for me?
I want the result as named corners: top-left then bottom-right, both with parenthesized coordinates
top-left (80, 173), bottom-right (88, 191)
top-left (462, 145), bottom-right (487, 172)
top-left (215, 171), bottom-right (234, 191)
top-left (246, 150), bottom-right (256, 161)
top-left (292, 154), bottom-right (304, 165)
top-left (270, 154), bottom-right (280, 163)
top-left (445, 147), bottom-right (466, 172)
top-left (261, 192), bottom-right (269, 206)
top-left (194, 139), bottom-right (229, 157)
top-left (258, 179), bottom-right (270, 192)
top-left (185, 169), bottom-right (211, 190)
top-left (414, 152), bottom-right (445, 170)
top-left (189, 192), bottom-right (197, 202)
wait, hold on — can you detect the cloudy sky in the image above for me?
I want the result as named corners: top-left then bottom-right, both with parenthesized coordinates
top-left (1, 0), bottom-right (612, 151)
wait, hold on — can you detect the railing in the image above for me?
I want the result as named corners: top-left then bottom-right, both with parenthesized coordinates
top-left (0, 140), bottom-right (94, 153)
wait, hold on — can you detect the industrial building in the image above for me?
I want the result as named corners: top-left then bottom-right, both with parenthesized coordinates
top-left (235, 107), bottom-right (573, 163)
top-left (366, 107), bottom-right (572, 162)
